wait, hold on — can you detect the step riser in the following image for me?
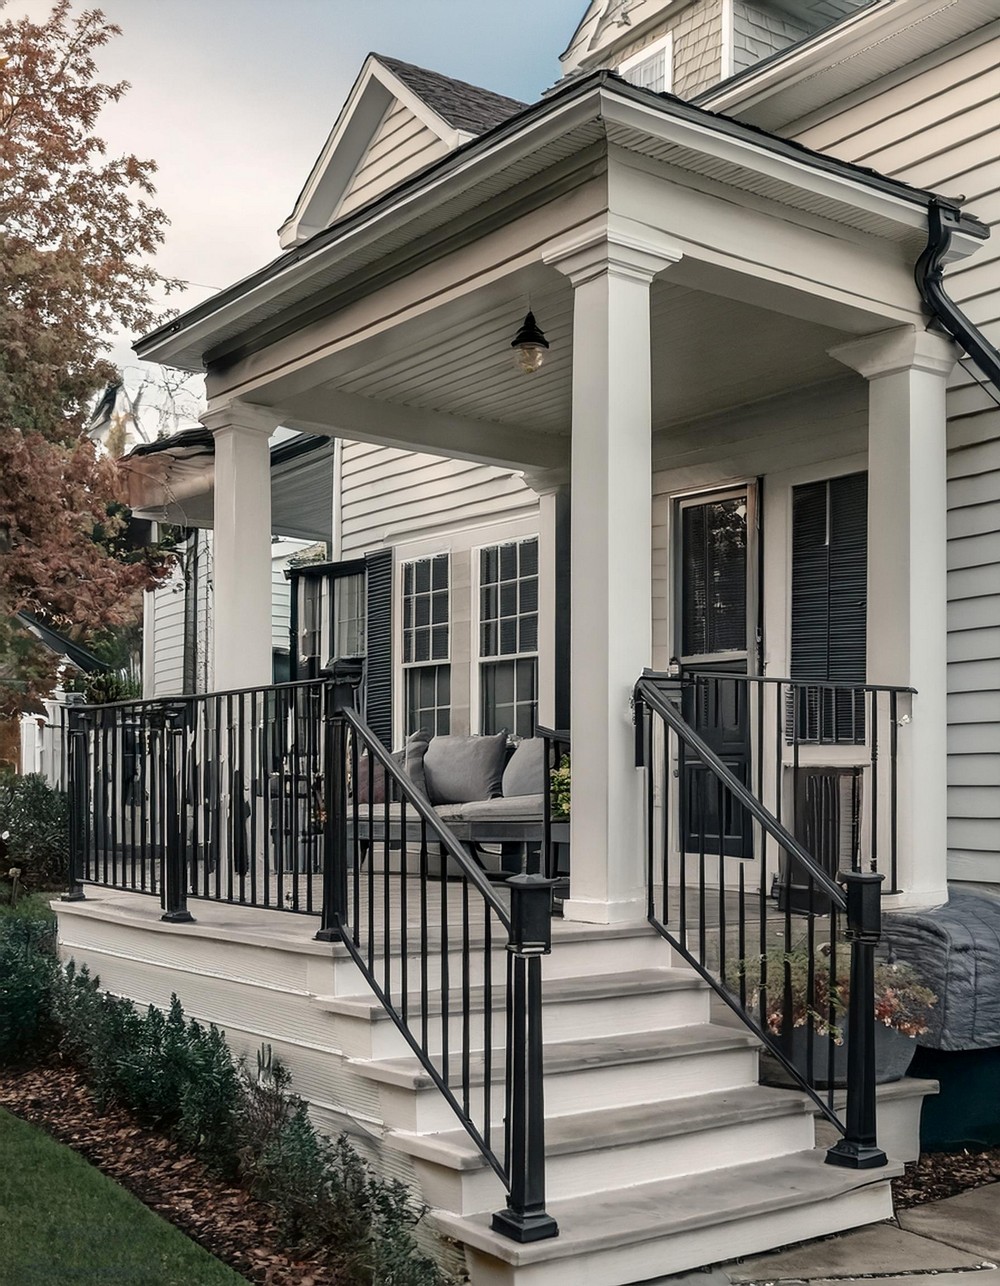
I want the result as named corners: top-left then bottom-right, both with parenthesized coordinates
top-left (330, 932), bottom-right (670, 995)
top-left (457, 1179), bottom-right (895, 1286)
top-left (374, 1045), bottom-right (760, 1134)
top-left (340, 985), bottom-right (711, 1060)
top-left (402, 1112), bottom-right (816, 1216)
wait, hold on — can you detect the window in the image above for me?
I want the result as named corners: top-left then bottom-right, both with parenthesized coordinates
top-left (479, 537), bottom-right (538, 738)
top-left (680, 494), bottom-right (748, 659)
top-left (402, 554), bottom-right (450, 735)
top-left (618, 33), bottom-right (673, 94)
top-left (333, 573), bottom-right (365, 657)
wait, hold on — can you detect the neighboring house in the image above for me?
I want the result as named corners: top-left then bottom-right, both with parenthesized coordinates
top-left (57, 4), bottom-right (1000, 1283)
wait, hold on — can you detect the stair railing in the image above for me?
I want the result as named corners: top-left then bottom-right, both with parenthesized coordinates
top-left (318, 679), bottom-right (559, 1243)
top-left (634, 671), bottom-right (888, 1169)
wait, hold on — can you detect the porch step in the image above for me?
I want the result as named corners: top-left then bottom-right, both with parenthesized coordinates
top-left (314, 967), bottom-right (710, 1056)
top-left (350, 1023), bottom-right (761, 1133)
top-left (432, 1149), bottom-right (902, 1286)
top-left (387, 1084), bottom-right (816, 1212)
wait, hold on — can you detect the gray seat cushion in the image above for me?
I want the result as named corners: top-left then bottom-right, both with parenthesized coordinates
top-left (423, 731), bottom-right (507, 805)
top-left (455, 793), bottom-right (545, 822)
top-left (502, 738), bottom-right (547, 797)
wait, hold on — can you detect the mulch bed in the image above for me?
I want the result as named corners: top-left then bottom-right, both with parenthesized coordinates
top-left (892, 1147), bottom-right (1000, 1211)
top-left (0, 1061), bottom-right (344, 1286)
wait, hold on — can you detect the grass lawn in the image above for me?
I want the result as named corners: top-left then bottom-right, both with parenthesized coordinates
top-left (0, 1109), bottom-right (250, 1285)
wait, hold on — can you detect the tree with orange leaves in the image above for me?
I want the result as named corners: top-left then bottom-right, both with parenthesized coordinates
top-left (0, 1), bottom-right (178, 713)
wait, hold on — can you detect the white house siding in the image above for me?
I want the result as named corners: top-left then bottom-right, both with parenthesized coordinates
top-left (561, 0), bottom-right (724, 99)
top-left (338, 440), bottom-right (536, 555)
top-left (785, 22), bottom-right (1000, 879)
top-left (336, 100), bottom-right (450, 219)
top-left (147, 563), bottom-right (187, 697)
top-left (732, 3), bottom-right (811, 75)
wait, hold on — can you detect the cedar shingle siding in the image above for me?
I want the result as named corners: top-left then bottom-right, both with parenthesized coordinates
top-left (732, 3), bottom-right (811, 74)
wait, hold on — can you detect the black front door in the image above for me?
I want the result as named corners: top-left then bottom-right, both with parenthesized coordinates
top-left (675, 487), bottom-right (758, 858)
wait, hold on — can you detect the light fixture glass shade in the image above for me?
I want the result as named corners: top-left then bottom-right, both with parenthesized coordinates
top-left (511, 310), bottom-right (549, 374)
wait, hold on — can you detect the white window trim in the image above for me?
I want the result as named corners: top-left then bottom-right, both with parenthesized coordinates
top-left (471, 533), bottom-right (540, 737)
top-left (618, 31), bottom-right (674, 93)
top-left (398, 551), bottom-right (452, 741)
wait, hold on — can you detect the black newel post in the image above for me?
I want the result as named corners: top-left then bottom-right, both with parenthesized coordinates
top-left (492, 874), bottom-right (559, 1244)
top-left (63, 710), bottom-right (89, 901)
top-left (826, 870), bottom-right (887, 1169)
top-left (161, 702), bottom-right (194, 923)
top-left (316, 659), bottom-right (364, 943)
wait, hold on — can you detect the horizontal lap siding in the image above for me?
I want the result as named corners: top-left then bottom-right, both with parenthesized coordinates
top-left (149, 566), bottom-right (186, 697)
top-left (337, 101), bottom-right (450, 219)
top-left (339, 440), bottom-right (536, 556)
top-left (789, 31), bottom-right (1000, 874)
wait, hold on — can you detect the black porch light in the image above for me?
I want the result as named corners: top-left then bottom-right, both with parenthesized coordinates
top-left (510, 310), bottom-right (549, 374)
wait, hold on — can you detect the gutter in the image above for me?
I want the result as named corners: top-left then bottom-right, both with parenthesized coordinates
top-left (916, 199), bottom-right (1000, 390)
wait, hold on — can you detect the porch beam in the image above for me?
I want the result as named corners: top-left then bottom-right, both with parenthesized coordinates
top-left (277, 386), bottom-right (569, 473)
top-left (830, 326), bottom-right (959, 908)
top-left (546, 225), bottom-right (681, 924)
top-left (203, 402), bottom-right (283, 691)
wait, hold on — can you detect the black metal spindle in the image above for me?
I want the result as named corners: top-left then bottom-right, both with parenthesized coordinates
top-left (63, 712), bottom-right (88, 901)
top-left (161, 703), bottom-right (192, 923)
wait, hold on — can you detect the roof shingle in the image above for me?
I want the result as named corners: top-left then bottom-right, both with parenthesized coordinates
top-left (375, 54), bottom-right (526, 134)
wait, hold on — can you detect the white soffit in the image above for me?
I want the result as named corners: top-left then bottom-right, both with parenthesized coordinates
top-left (701, 0), bottom-right (1000, 132)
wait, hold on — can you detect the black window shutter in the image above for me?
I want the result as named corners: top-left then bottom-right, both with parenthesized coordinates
top-left (364, 549), bottom-right (393, 747)
top-left (791, 473), bottom-right (867, 684)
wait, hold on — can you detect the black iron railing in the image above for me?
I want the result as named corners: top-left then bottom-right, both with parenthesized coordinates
top-left (634, 671), bottom-right (888, 1168)
top-left (66, 680), bottom-right (331, 916)
top-left (323, 696), bottom-right (557, 1243)
top-left (65, 677), bottom-right (557, 1243)
top-left (681, 670), bottom-right (914, 894)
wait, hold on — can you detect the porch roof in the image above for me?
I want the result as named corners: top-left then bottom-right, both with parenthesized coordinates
top-left (136, 68), bottom-right (988, 376)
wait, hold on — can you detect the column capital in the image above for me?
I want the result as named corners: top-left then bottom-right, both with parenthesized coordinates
top-left (519, 465), bottom-right (570, 497)
top-left (828, 326), bottom-right (959, 381)
top-left (201, 400), bottom-right (284, 438)
top-left (543, 222), bottom-right (682, 288)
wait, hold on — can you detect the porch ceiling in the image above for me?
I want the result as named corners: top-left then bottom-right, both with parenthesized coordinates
top-left (273, 267), bottom-right (849, 461)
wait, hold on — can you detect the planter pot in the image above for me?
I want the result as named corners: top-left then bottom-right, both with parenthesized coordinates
top-left (761, 1022), bottom-right (917, 1090)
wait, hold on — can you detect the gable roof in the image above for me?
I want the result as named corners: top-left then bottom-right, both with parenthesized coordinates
top-left (278, 53), bottom-right (526, 249)
top-left (374, 55), bottom-right (525, 134)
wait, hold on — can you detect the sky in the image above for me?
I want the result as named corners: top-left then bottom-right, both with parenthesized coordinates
top-left (9, 0), bottom-right (586, 402)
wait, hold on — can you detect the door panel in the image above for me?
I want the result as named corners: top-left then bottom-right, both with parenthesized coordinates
top-left (675, 487), bottom-right (758, 858)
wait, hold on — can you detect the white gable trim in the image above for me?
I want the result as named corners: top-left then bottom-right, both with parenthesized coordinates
top-left (278, 55), bottom-right (473, 250)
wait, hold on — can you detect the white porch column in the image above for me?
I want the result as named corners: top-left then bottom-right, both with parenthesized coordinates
top-left (203, 403), bottom-right (281, 691)
top-left (545, 227), bottom-right (680, 924)
top-left (522, 468), bottom-right (571, 731)
top-left (830, 326), bottom-right (958, 907)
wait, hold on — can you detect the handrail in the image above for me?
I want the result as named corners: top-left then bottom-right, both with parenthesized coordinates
top-left (635, 674), bottom-right (845, 907)
top-left (634, 670), bottom-right (888, 1168)
top-left (321, 697), bottom-right (557, 1244)
top-left (682, 669), bottom-right (915, 696)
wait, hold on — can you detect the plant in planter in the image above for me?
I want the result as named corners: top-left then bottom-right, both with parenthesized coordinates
top-left (550, 755), bottom-right (571, 820)
top-left (737, 944), bottom-right (937, 1087)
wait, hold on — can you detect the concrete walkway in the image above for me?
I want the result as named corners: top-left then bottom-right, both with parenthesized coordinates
top-left (690, 1183), bottom-right (1000, 1286)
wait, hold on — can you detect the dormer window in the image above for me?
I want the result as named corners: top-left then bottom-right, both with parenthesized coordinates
top-left (618, 33), bottom-right (674, 94)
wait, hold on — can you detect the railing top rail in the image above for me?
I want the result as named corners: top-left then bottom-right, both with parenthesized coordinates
top-left (71, 677), bottom-right (328, 714)
top-left (341, 705), bottom-right (513, 933)
top-left (634, 674), bottom-right (847, 910)
top-left (678, 668), bottom-right (916, 696)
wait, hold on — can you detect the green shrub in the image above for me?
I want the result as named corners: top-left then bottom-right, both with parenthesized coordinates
top-left (0, 772), bottom-right (69, 889)
top-left (0, 915), bottom-right (58, 1065)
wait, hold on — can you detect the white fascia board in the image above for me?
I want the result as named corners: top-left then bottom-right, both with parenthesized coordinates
top-left (601, 92), bottom-right (934, 238)
top-left (278, 55), bottom-right (463, 249)
top-left (138, 89), bottom-right (603, 371)
top-left (700, 0), bottom-right (965, 122)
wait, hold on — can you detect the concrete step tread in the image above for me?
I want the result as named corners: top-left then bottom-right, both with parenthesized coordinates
top-left (314, 967), bottom-right (707, 1020)
top-left (387, 1084), bottom-right (814, 1171)
top-left (349, 1022), bottom-right (760, 1090)
top-left (432, 1149), bottom-right (904, 1267)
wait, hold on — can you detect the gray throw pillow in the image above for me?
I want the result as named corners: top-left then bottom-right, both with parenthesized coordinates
top-left (423, 732), bottom-right (508, 805)
top-left (502, 737), bottom-right (547, 797)
top-left (400, 729), bottom-right (430, 797)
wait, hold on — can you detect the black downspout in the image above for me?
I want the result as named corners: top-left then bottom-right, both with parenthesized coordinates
top-left (916, 198), bottom-right (1000, 389)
